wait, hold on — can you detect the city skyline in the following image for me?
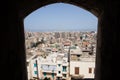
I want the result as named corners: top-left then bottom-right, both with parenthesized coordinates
top-left (25, 31), bottom-right (96, 80)
top-left (24, 3), bottom-right (98, 32)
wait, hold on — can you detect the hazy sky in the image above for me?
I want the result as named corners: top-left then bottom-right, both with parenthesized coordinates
top-left (24, 3), bottom-right (98, 32)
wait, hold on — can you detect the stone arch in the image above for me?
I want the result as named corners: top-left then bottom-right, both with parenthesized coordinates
top-left (20, 1), bottom-right (102, 80)
top-left (18, 0), bottom-right (103, 19)
top-left (8, 0), bottom-right (118, 80)
top-left (6, 1), bottom-right (119, 80)
top-left (18, 0), bottom-right (103, 80)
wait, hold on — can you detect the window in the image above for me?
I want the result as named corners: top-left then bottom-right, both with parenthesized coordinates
top-left (24, 2), bottom-right (98, 80)
top-left (34, 63), bottom-right (37, 67)
top-left (62, 66), bottom-right (67, 72)
top-left (58, 71), bottom-right (61, 74)
top-left (34, 71), bottom-right (38, 75)
top-left (89, 68), bottom-right (92, 73)
top-left (43, 72), bottom-right (46, 77)
top-left (57, 77), bottom-right (61, 80)
top-left (63, 74), bottom-right (66, 77)
top-left (75, 67), bottom-right (79, 74)
top-left (58, 64), bottom-right (61, 67)
top-left (52, 73), bottom-right (54, 78)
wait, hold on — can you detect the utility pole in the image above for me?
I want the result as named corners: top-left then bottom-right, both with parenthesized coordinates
top-left (68, 46), bottom-right (71, 80)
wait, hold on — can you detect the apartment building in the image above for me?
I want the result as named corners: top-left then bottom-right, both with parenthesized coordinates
top-left (27, 52), bottom-right (69, 80)
top-left (69, 46), bottom-right (95, 80)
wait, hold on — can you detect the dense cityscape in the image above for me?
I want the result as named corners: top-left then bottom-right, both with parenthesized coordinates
top-left (25, 31), bottom-right (97, 80)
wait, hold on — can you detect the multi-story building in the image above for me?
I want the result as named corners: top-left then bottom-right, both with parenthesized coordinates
top-left (70, 61), bottom-right (95, 80)
top-left (26, 31), bottom-right (96, 80)
top-left (69, 46), bottom-right (95, 80)
top-left (27, 52), bottom-right (69, 80)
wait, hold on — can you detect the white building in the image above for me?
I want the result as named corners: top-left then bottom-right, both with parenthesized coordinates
top-left (69, 46), bottom-right (95, 80)
top-left (70, 61), bottom-right (95, 79)
top-left (27, 52), bottom-right (69, 80)
top-left (27, 45), bottom-right (95, 80)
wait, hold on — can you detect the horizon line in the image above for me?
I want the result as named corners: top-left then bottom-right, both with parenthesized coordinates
top-left (25, 29), bottom-right (97, 32)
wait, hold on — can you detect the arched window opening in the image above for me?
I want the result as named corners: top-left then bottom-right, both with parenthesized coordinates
top-left (24, 3), bottom-right (98, 80)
